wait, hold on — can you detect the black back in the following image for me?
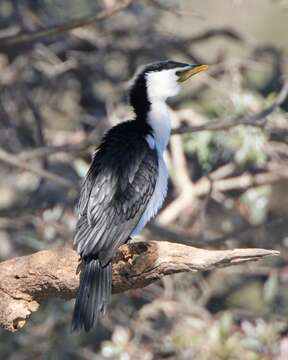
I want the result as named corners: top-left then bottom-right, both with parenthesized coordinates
top-left (74, 120), bottom-right (158, 265)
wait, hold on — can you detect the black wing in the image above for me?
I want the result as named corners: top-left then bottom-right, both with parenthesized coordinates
top-left (74, 122), bottom-right (158, 266)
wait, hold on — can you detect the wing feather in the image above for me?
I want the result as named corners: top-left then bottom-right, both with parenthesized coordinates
top-left (74, 122), bottom-right (158, 266)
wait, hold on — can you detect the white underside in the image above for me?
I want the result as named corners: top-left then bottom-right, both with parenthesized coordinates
top-left (131, 148), bottom-right (168, 236)
top-left (131, 100), bottom-right (170, 236)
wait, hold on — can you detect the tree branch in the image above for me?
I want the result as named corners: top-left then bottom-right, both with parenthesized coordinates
top-left (173, 80), bottom-right (288, 135)
top-left (194, 166), bottom-right (288, 196)
top-left (0, 241), bottom-right (279, 332)
top-left (0, 148), bottom-right (77, 189)
top-left (0, 0), bottom-right (132, 50)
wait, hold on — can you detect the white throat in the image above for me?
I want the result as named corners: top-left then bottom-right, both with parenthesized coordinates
top-left (147, 100), bottom-right (171, 153)
top-left (132, 99), bottom-right (170, 237)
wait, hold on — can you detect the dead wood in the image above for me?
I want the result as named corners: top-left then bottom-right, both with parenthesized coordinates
top-left (0, 241), bottom-right (279, 332)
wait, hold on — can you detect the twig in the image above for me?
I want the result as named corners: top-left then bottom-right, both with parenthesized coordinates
top-left (207, 218), bottom-right (285, 246)
top-left (0, 148), bottom-right (76, 189)
top-left (18, 139), bottom-right (94, 161)
top-left (149, 217), bottom-right (284, 247)
top-left (157, 187), bottom-right (196, 225)
top-left (24, 95), bottom-right (45, 147)
top-left (169, 110), bottom-right (195, 191)
top-left (0, 241), bottom-right (279, 332)
top-left (173, 80), bottom-right (288, 135)
top-left (0, 0), bottom-right (132, 49)
top-left (184, 28), bottom-right (244, 44)
top-left (18, 129), bottom-right (99, 161)
top-left (25, 93), bottom-right (48, 170)
top-left (158, 166), bottom-right (288, 225)
top-left (150, 0), bottom-right (204, 18)
top-left (194, 167), bottom-right (288, 196)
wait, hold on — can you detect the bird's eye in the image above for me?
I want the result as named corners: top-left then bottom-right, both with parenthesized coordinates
top-left (176, 70), bottom-right (182, 76)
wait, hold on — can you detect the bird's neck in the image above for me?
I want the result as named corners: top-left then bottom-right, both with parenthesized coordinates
top-left (129, 81), bottom-right (171, 153)
top-left (146, 100), bottom-right (171, 153)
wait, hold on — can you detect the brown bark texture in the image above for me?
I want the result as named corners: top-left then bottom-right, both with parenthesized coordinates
top-left (0, 240), bottom-right (279, 332)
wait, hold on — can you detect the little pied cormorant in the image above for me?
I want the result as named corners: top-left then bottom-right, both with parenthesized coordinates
top-left (72, 60), bottom-right (208, 331)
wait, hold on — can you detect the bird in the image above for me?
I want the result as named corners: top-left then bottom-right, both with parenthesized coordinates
top-left (72, 60), bottom-right (208, 331)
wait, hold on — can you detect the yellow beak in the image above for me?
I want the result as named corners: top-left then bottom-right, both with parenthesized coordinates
top-left (177, 64), bottom-right (208, 83)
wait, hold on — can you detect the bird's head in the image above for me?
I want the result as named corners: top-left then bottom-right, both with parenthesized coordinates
top-left (130, 60), bottom-right (208, 118)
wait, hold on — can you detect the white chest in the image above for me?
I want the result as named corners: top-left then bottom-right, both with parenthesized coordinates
top-left (131, 101), bottom-right (170, 236)
top-left (131, 149), bottom-right (168, 236)
top-left (147, 101), bottom-right (171, 153)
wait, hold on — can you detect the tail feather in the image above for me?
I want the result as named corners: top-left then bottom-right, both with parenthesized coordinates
top-left (72, 257), bottom-right (112, 331)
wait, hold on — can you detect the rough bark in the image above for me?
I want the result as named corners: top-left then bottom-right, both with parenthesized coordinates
top-left (0, 241), bottom-right (279, 332)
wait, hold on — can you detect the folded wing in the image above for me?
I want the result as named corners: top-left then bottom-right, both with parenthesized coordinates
top-left (74, 122), bottom-right (158, 266)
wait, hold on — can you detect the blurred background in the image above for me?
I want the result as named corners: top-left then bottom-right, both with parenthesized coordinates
top-left (0, 0), bottom-right (288, 359)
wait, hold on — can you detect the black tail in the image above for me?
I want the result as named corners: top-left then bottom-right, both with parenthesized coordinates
top-left (72, 257), bottom-right (112, 331)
